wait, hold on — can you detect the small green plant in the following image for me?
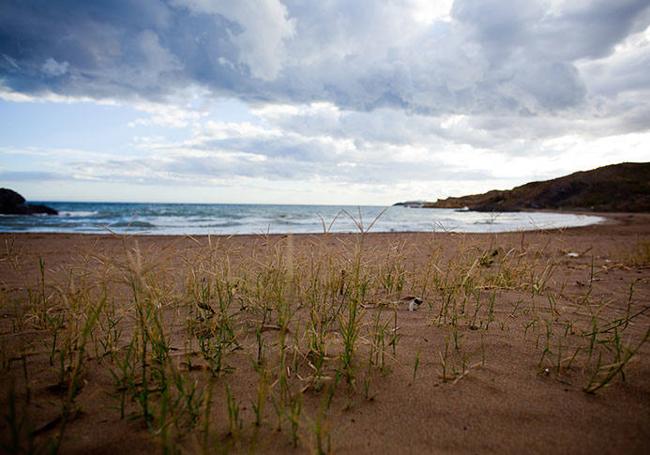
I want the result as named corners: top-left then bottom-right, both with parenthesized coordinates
top-left (1, 381), bottom-right (35, 454)
top-left (412, 350), bottom-right (421, 382)
top-left (226, 385), bottom-right (242, 439)
top-left (252, 365), bottom-right (269, 427)
top-left (287, 393), bottom-right (303, 448)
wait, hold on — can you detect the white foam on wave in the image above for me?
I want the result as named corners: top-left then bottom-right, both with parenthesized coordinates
top-left (0, 203), bottom-right (606, 235)
top-left (59, 211), bottom-right (98, 217)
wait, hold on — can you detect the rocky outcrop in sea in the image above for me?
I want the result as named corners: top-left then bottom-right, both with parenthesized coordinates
top-left (0, 188), bottom-right (58, 215)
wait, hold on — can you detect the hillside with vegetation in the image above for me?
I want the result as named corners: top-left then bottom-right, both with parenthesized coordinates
top-left (396, 162), bottom-right (650, 212)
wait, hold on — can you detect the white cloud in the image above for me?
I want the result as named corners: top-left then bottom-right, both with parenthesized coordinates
top-left (409, 0), bottom-right (454, 23)
top-left (128, 101), bottom-right (206, 128)
top-left (0, 85), bottom-right (118, 105)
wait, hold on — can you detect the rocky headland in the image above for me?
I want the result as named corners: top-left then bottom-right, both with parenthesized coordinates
top-left (395, 162), bottom-right (650, 212)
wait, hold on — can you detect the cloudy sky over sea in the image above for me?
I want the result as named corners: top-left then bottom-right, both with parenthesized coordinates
top-left (1, 0), bottom-right (649, 204)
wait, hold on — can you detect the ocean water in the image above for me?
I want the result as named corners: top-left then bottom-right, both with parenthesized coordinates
top-left (0, 202), bottom-right (604, 235)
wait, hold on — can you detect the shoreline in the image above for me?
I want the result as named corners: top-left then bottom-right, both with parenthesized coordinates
top-left (0, 210), bottom-right (635, 240)
top-left (0, 207), bottom-right (615, 238)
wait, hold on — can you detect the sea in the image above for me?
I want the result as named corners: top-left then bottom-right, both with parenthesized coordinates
top-left (0, 202), bottom-right (605, 236)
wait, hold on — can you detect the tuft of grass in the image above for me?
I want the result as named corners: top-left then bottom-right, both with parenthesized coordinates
top-left (629, 239), bottom-right (650, 267)
top-left (584, 327), bottom-right (650, 393)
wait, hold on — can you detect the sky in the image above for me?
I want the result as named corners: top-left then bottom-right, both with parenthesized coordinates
top-left (1, 0), bottom-right (649, 205)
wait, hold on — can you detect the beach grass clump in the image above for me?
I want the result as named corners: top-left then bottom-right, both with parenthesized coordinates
top-left (628, 239), bottom-right (650, 267)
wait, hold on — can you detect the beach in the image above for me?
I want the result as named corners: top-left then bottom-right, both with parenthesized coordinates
top-left (4, 0), bottom-right (650, 452)
top-left (1, 212), bottom-right (649, 453)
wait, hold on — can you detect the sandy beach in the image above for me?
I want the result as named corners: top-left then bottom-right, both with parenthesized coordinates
top-left (1, 212), bottom-right (649, 454)
top-left (4, 0), bottom-right (650, 452)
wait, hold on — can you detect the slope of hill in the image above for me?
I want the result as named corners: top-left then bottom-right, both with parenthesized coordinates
top-left (395, 162), bottom-right (650, 212)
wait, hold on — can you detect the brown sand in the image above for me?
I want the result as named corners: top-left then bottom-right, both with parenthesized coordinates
top-left (1, 213), bottom-right (649, 454)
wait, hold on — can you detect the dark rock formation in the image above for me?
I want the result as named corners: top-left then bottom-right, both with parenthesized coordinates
top-left (395, 162), bottom-right (650, 212)
top-left (0, 188), bottom-right (58, 215)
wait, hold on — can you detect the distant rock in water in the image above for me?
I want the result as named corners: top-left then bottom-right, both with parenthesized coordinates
top-left (0, 188), bottom-right (58, 215)
top-left (394, 162), bottom-right (650, 213)
top-left (393, 201), bottom-right (426, 208)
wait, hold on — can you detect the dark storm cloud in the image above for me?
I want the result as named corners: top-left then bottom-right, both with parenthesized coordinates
top-left (1, 0), bottom-right (649, 117)
top-left (0, 0), bottom-right (247, 99)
